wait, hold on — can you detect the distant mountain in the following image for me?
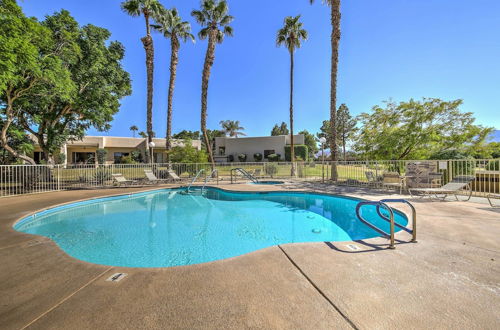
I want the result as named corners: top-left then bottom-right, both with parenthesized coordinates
top-left (489, 130), bottom-right (500, 142)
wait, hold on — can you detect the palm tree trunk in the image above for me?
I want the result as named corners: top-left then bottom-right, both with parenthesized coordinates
top-left (141, 13), bottom-right (154, 162)
top-left (342, 134), bottom-right (346, 161)
top-left (330, 0), bottom-right (341, 180)
top-left (166, 36), bottom-right (179, 163)
top-left (201, 28), bottom-right (217, 170)
top-left (289, 50), bottom-right (296, 176)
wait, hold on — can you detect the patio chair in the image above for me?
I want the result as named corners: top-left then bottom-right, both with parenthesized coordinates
top-left (382, 172), bottom-right (406, 195)
top-left (166, 169), bottom-right (182, 182)
top-left (112, 173), bottom-right (138, 186)
top-left (365, 171), bottom-right (382, 188)
top-left (409, 176), bottom-right (475, 201)
top-left (487, 193), bottom-right (500, 207)
top-left (144, 170), bottom-right (170, 184)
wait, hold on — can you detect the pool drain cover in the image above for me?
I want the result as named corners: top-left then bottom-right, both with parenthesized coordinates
top-left (346, 244), bottom-right (360, 251)
top-left (106, 273), bottom-right (127, 282)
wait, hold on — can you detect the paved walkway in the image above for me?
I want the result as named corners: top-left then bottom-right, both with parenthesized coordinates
top-left (0, 184), bottom-right (499, 329)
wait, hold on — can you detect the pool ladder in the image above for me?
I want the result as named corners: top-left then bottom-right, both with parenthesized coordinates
top-left (355, 199), bottom-right (417, 249)
top-left (230, 168), bottom-right (259, 184)
top-left (187, 169), bottom-right (205, 193)
top-left (201, 169), bottom-right (218, 193)
top-left (186, 169), bottom-right (218, 194)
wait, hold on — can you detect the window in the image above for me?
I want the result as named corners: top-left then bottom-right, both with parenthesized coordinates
top-left (264, 150), bottom-right (275, 158)
top-left (219, 147), bottom-right (226, 155)
top-left (154, 152), bottom-right (165, 163)
top-left (72, 152), bottom-right (95, 164)
top-left (34, 152), bottom-right (46, 164)
top-left (114, 152), bottom-right (129, 163)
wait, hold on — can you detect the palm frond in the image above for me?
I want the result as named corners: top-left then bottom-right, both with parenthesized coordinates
top-left (219, 14), bottom-right (234, 26)
top-left (120, 0), bottom-right (141, 16)
top-left (223, 25), bottom-right (233, 37)
top-left (191, 9), bottom-right (207, 26)
top-left (198, 27), bottom-right (210, 40)
top-left (276, 15), bottom-right (307, 52)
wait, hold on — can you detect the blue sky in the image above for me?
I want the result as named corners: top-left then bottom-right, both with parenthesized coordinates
top-left (21, 0), bottom-right (500, 138)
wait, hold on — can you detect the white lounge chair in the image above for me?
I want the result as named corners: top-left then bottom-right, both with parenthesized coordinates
top-left (144, 170), bottom-right (169, 184)
top-left (487, 193), bottom-right (500, 207)
top-left (382, 172), bottom-right (406, 195)
top-left (112, 173), bottom-right (138, 186)
top-left (166, 169), bottom-right (182, 182)
top-left (409, 176), bottom-right (475, 201)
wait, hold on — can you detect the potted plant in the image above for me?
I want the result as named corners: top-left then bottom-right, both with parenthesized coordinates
top-left (254, 153), bottom-right (263, 161)
top-left (238, 153), bottom-right (247, 162)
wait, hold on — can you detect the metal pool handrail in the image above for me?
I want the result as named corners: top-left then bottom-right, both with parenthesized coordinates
top-left (201, 169), bottom-right (218, 193)
top-left (187, 169), bottom-right (205, 192)
top-left (355, 201), bottom-right (395, 249)
top-left (230, 168), bottom-right (259, 184)
top-left (378, 199), bottom-right (417, 243)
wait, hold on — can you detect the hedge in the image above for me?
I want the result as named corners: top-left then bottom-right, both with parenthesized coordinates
top-left (284, 145), bottom-right (309, 161)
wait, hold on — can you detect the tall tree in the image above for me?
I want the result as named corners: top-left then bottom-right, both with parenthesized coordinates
top-left (121, 0), bottom-right (163, 160)
top-left (191, 0), bottom-right (234, 169)
top-left (0, 0), bottom-right (73, 164)
top-left (355, 98), bottom-right (492, 160)
top-left (220, 120), bottom-right (246, 137)
top-left (276, 15), bottom-right (308, 176)
top-left (152, 8), bottom-right (194, 162)
top-left (271, 122), bottom-right (289, 136)
top-left (173, 130), bottom-right (201, 140)
top-left (16, 11), bottom-right (131, 164)
top-left (310, 0), bottom-right (341, 180)
top-left (336, 103), bottom-right (356, 160)
top-left (298, 129), bottom-right (319, 158)
top-left (130, 125), bottom-right (139, 137)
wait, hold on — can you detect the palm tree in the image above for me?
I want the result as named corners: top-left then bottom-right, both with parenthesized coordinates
top-left (191, 0), bottom-right (234, 169)
top-left (152, 8), bottom-right (195, 163)
top-left (220, 120), bottom-right (246, 138)
top-left (277, 15), bottom-right (308, 176)
top-left (309, 0), bottom-right (341, 180)
top-left (129, 125), bottom-right (139, 137)
top-left (121, 0), bottom-right (163, 161)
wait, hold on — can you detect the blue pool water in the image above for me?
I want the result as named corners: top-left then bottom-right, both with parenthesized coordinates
top-left (14, 188), bottom-right (408, 268)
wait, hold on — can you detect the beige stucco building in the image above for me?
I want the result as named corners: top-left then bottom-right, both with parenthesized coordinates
top-left (32, 136), bottom-right (202, 165)
top-left (214, 135), bottom-right (304, 162)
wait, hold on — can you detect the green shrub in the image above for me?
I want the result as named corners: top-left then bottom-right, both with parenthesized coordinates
top-left (430, 149), bottom-right (471, 160)
top-left (284, 145), bottom-right (309, 161)
top-left (267, 153), bottom-right (281, 162)
top-left (238, 153), bottom-right (247, 162)
top-left (131, 150), bottom-right (143, 163)
top-left (55, 153), bottom-right (66, 165)
top-left (93, 169), bottom-right (112, 183)
top-left (253, 153), bottom-right (263, 161)
top-left (96, 149), bottom-right (107, 165)
top-left (169, 140), bottom-right (208, 163)
top-left (120, 155), bottom-right (135, 164)
top-left (265, 163), bottom-right (278, 177)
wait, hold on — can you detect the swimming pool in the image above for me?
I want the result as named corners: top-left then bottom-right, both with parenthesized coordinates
top-left (14, 188), bottom-right (408, 268)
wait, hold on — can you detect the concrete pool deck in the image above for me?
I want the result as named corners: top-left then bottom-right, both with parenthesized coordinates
top-left (0, 184), bottom-right (499, 329)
